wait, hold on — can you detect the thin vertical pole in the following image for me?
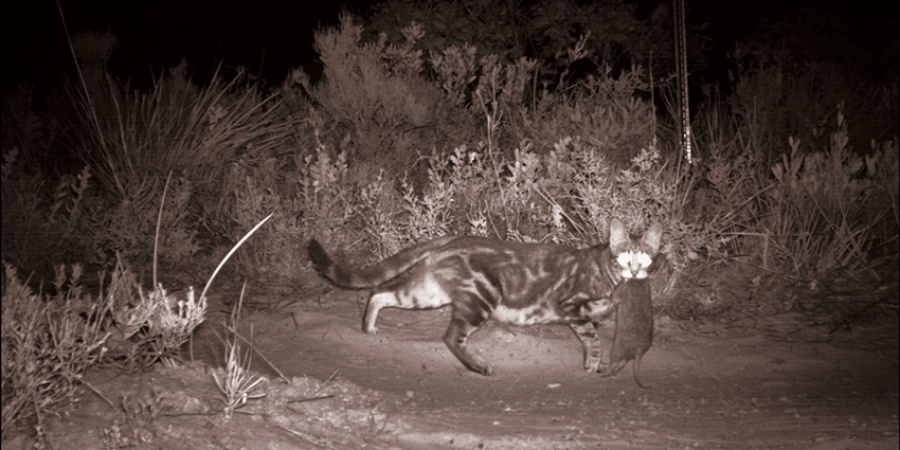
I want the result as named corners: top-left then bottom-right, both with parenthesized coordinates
top-left (674, 0), bottom-right (692, 164)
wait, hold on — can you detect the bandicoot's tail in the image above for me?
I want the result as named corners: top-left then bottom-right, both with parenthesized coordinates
top-left (307, 236), bottom-right (457, 288)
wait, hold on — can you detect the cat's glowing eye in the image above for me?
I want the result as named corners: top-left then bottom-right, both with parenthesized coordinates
top-left (616, 251), bottom-right (653, 279)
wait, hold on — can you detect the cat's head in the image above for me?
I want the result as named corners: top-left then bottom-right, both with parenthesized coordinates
top-left (609, 219), bottom-right (663, 280)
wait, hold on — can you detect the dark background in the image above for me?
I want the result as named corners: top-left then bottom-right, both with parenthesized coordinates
top-left (6, 0), bottom-right (892, 94)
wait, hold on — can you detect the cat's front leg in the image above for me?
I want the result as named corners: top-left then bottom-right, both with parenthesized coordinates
top-left (569, 321), bottom-right (603, 373)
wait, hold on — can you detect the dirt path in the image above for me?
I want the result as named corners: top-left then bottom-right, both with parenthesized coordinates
top-left (7, 282), bottom-right (896, 450)
top-left (249, 287), bottom-right (899, 449)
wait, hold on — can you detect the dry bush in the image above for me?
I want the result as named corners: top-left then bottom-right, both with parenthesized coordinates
top-left (1, 264), bottom-right (109, 433)
top-left (523, 68), bottom-right (656, 166)
top-left (67, 62), bottom-right (292, 272)
top-left (762, 111), bottom-right (899, 280)
top-left (297, 14), bottom-right (456, 175)
top-left (223, 141), bottom-right (361, 279)
top-left (351, 135), bottom-right (725, 304)
top-left (1, 257), bottom-right (209, 433)
top-left (86, 175), bottom-right (199, 269)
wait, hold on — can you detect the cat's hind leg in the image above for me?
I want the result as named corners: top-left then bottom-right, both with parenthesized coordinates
top-left (364, 274), bottom-right (453, 334)
top-left (443, 300), bottom-right (493, 375)
top-left (363, 292), bottom-right (399, 334)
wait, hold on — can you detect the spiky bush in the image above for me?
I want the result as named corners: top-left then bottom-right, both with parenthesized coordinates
top-left (70, 62), bottom-right (289, 198)
top-left (66, 62), bottom-right (292, 271)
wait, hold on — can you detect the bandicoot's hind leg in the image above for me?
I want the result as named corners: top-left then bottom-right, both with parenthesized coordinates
top-left (443, 303), bottom-right (492, 375)
top-left (599, 358), bottom-right (650, 389)
top-left (598, 360), bottom-right (628, 377)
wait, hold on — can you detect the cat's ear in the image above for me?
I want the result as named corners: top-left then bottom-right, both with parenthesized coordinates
top-left (641, 223), bottom-right (663, 256)
top-left (609, 219), bottom-right (628, 253)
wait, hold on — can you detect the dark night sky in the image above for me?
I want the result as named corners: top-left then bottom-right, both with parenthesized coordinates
top-left (2, 0), bottom-right (368, 91)
top-left (1, 0), bottom-right (895, 93)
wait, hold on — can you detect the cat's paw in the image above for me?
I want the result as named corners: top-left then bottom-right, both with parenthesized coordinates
top-left (584, 358), bottom-right (602, 373)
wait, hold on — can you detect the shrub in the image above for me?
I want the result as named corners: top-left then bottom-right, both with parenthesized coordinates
top-left (86, 174), bottom-right (199, 269)
top-left (299, 14), bottom-right (450, 174)
top-left (0, 148), bottom-right (95, 275)
top-left (1, 257), bottom-right (209, 433)
top-left (763, 110), bottom-right (899, 279)
top-left (67, 62), bottom-right (291, 271)
top-left (225, 141), bottom-right (359, 278)
top-left (352, 135), bottom-right (727, 303)
top-left (524, 67), bottom-right (655, 166)
top-left (1, 264), bottom-right (109, 433)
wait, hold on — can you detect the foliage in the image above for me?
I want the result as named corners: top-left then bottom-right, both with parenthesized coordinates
top-left (65, 62), bottom-right (292, 270)
top-left (1, 149), bottom-right (50, 270)
top-left (763, 110), bottom-right (899, 279)
top-left (70, 62), bottom-right (290, 199)
top-left (295, 14), bottom-right (454, 174)
top-left (1, 263), bottom-right (110, 433)
top-left (727, 7), bottom-right (899, 162)
top-left (225, 141), bottom-right (358, 278)
top-left (1, 257), bottom-right (208, 432)
top-left (366, 0), bottom-right (682, 78)
top-left (366, 0), bottom-right (530, 63)
top-left (524, 66), bottom-right (655, 165)
top-left (527, 0), bottom-right (649, 70)
top-left (0, 84), bottom-right (70, 175)
top-left (0, 147), bottom-right (95, 274)
top-left (86, 174), bottom-right (200, 269)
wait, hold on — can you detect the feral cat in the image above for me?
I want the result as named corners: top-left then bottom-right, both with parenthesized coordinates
top-left (307, 220), bottom-right (662, 376)
top-left (599, 277), bottom-right (653, 388)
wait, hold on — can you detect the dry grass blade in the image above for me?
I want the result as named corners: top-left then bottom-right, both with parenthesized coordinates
top-left (275, 425), bottom-right (334, 449)
top-left (200, 213), bottom-right (273, 301)
top-left (211, 282), bottom-right (268, 418)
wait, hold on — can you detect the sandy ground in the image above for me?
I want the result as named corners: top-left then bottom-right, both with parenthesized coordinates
top-left (4, 276), bottom-right (897, 450)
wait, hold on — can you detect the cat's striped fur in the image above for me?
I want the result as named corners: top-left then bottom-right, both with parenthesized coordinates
top-left (308, 220), bottom-right (662, 375)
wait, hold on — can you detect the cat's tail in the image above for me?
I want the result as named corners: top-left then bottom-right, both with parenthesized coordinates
top-left (307, 236), bottom-right (457, 288)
